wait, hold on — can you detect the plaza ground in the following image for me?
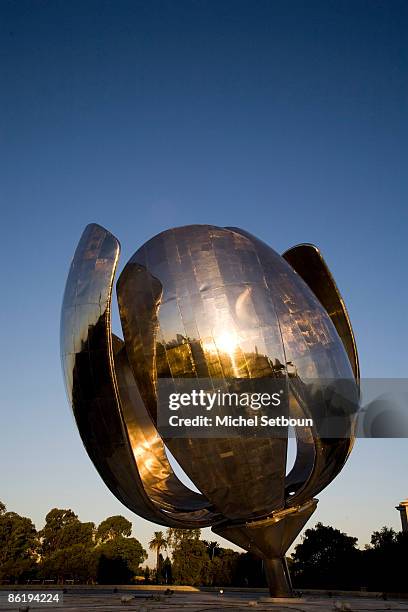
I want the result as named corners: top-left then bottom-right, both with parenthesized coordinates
top-left (1, 587), bottom-right (408, 612)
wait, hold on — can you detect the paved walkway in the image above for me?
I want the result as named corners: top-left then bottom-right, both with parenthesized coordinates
top-left (1, 591), bottom-right (408, 612)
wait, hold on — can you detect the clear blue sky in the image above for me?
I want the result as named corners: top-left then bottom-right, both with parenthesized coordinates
top-left (1, 0), bottom-right (407, 565)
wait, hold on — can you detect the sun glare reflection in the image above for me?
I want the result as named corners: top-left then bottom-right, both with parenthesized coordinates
top-left (201, 328), bottom-right (242, 377)
top-left (214, 330), bottom-right (240, 355)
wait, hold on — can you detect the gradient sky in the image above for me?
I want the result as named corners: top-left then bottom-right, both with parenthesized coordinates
top-left (1, 0), bottom-right (407, 566)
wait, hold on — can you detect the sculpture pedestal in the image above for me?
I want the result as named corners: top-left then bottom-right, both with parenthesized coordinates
top-left (213, 498), bottom-right (317, 598)
top-left (263, 557), bottom-right (293, 598)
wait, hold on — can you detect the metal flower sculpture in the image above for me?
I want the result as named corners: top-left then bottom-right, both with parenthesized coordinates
top-left (61, 223), bottom-right (359, 597)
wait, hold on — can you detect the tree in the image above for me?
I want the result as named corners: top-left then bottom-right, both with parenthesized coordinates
top-left (0, 501), bottom-right (6, 515)
top-left (362, 526), bottom-right (408, 592)
top-left (233, 552), bottom-right (266, 588)
top-left (39, 508), bottom-right (78, 556)
top-left (57, 521), bottom-right (94, 550)
top-left (37, 509), bottom-right (97, 583)
top-left (291, 523), bottom-right (360, 589)
top-left (148, 531), bottom-right (167, 582)
top-left (161, 556), bottom-right (172, 584)
top-left (166, 528), bottom-right (201, 550)
top-left (97, 536), bottom-right (147, 580)
top-left (394, 530), bottom-right (408, 592)
top-left (203, 540), bottom-right (216, 560)
top-left (0, 510), bottom-right (38, 583)
top-left (39, 508), bottom-right (94, 562)
top-left (39, 544), bottom-right (97, 584)
top-left (370, 526), bottom-right (397, 549)
top-left (96, 516), bottom-right (132, 543)
top-left (203, 540), bottom-right (221, 561)
top-left (171, 538), bottom-right (209, 586)
top-left (143, 566), bottom-right (151, 584)
top-left (204, 548), bottom-right (240, 586)
top-left (36, 510), bottom-right (145, 585)
top-left (96, 554), bottom-right (133, 585)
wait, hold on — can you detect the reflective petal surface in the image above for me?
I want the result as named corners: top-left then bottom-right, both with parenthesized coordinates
top-left (60, 223), bottom-right (222, 527)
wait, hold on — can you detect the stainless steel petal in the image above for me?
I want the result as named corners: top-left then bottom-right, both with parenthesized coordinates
top-left (226, 227), bottom-right (359, 506)
top-left (60, 223), bottom-right (220, 527)
top-left (282, 243), bottom-right (360, 382)
top-left (117, 225), bottom-right (290, 521)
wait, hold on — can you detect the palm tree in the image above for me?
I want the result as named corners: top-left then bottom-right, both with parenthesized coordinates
top-left (148, 531), bottom-right (167, 583)
top-left (204, 540), bottom-right (221, 560)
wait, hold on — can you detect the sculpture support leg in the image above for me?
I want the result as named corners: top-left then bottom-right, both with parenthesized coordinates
top-left (212, 499), bottom-right (318, 598)
top-left (263, 557), bottom-right (293, 598)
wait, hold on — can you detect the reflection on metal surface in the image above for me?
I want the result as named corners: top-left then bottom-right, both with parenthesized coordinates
top-left (61, 223), bottom-right (360, 597)
top-left (282, 243), bottom-right (359, 382)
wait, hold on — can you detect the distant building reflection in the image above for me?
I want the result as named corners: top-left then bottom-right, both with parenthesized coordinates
top-left (156, 334), bottom-right (285, 380)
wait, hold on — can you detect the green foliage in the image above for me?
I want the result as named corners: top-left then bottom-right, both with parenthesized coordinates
top-left (39, 544), bottom-right (97, 583)
top-left (230, 551), bottom-right (266, 588)
top-left (96, 554), bottom-right (133, 584)
top-left (98, 535), bottom-right (147, 575)
top-left (0, 504), bottom-right (147, 585)
top-left (203, 540), bottom-right (221, 560)
top-left (149, 530), bottom-right (167, 555)
top-left (166, 528), bottom-right (201, 550)
top-left (166, 528), bottom-right (208, 586)
top-left (57, 521), bottom-right (94, 549)
top-left (292, 522), bottom-right (361, 589)
top-left (39, 508), bottom-right (79, 556)
top-left (160, 556), bottom-right (172, 584)
top-left (291, 522), bottom-right (408, 593)
top-left (38, 508), bottom-right (95, 564)
top-left (171, 538), bottom-right (209, 586)
top-left (207, 549), bottom-right (240, 586)
top-left (0, 500), bottom-right (406, 592)
top-left (96, 515), bottom-right (132, 543)
top-left (363, 526), bottom-right (408, 592)
top-left (149, 530), bottom-right (167, 581)
top-left (370, 526), bottom-right (397, 549)
top-left (38, 515), bottom-right (144, 585)
top-left (0, 510), bottom-right (38, 582)
top-left (143, 566), bottom-right (151, 583)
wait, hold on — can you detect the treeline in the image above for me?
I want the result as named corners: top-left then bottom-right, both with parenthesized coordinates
top-left (148, 528), bottom-right (266, 588)
top-left (151, 524), bottom-right (408, 593)
top-left (291, 522), bottom-right (408, 593)
top-left (0, 501), bottom-right (265, 587)
top-left (1, 501), bottom-right (407, 592)
top-left (0, 501), bottom-right (146, 584)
